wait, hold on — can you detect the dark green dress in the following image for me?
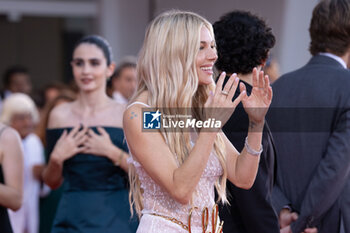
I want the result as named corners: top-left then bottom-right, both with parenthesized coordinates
top-left (39, 153), bottom-right (64, 233)
top-left (47, 127), bottom-right (138, 233)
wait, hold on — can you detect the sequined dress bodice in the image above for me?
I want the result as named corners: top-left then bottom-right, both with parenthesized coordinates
top-left (128, 138), bottom-right (223, 231)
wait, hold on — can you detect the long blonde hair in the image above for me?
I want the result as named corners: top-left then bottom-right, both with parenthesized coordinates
top-left (129, 10), bottom-right (227, 217)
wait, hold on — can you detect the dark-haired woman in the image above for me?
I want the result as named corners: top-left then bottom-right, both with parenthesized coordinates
top-left (42, 35), bottom-right (138, 233)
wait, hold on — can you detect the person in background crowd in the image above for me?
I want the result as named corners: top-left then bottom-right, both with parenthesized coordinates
top-left (264, 55), bottom-right (280, 83)
top-left (43, 83), bottom-right (66, 106)
top-left (268, 0), bottom-right (350, 232)
top-left (109, 57), bottom-right (137, 104)
top-left (1, 65), bottom-right (32, 97)
top-left (1, 93), bottom-right (45, 233)
top-left (0, 65), bottom-right (32, 113)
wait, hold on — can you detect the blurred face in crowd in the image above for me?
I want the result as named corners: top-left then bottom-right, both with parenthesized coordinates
top-left (71, 43), bottom-right (114, 93)
top-left (10, 113), bottom-right (34, 139)
top-left (112, 67), bottom-right (137, 100)
top-left (196, 26), bottom-right (218, 85)
top-left (264, 59), bottom-right (280, 83)
top-left (45, 87), bottom-right (61, 104)
top-left (9, 73), bottom-right (32, 94)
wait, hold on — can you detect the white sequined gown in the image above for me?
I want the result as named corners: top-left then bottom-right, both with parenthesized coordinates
top-left (128, 135), bottom-right (223, 233)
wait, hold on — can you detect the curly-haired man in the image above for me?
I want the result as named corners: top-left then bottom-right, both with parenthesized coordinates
top-left (213, 10), bottom-right (280, 233)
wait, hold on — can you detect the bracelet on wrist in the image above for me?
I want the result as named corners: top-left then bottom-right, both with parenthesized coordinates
top-left (115, 150), bottom-right (125, 166)
top-left (244, 136), bottom-right (263, 156)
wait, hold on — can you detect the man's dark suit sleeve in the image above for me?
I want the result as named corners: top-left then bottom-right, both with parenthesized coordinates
top-left (291, 109), bottom-right (350, 233)
top-left (272, 184), bottom-right (291, 214)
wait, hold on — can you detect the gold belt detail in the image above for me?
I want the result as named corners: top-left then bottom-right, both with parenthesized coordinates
top-left (149, 204), bottom-right (224, 233)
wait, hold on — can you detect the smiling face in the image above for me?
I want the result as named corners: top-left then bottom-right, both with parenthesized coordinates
top-left (71, 43), bottom-right (114, 92)
top-left (196, 26), bottom-right (218, 85)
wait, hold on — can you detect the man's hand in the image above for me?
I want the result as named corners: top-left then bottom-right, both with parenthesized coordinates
top-left (281, 225), bottom-right (293, 233)
top-left (279, 208), bottom-right (298, 228)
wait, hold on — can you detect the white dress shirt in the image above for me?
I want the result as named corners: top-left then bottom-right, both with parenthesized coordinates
top-left (319, 52), bottom-right (347, 69)
top-left (112, 91), bottom-right (128, 105)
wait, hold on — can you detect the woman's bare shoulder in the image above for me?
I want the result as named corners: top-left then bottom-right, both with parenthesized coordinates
top-left (48, 102), bottom-right (74, 128)
top-left (123, 102), bottom-right (144, 129)
top-left (0, 127), bottom-right (20, 143)
top-left (0, 127), bottom-right (22, 156)
top-left (123, 93), bottom-right (150, 127)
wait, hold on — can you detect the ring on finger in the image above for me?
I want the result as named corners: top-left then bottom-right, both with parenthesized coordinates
top-left (221, 90), bottom-right (229, 96)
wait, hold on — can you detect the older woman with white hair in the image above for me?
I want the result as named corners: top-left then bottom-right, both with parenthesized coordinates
top-left (1, 93), bottom-right (45, 233)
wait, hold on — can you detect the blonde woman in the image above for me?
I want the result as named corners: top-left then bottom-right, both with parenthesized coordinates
top-left (124, 11), bottom-right (272, 233)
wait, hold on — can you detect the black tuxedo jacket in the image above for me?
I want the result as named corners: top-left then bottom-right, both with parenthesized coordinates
top-left (219, 79), bottom-right (280, 233)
